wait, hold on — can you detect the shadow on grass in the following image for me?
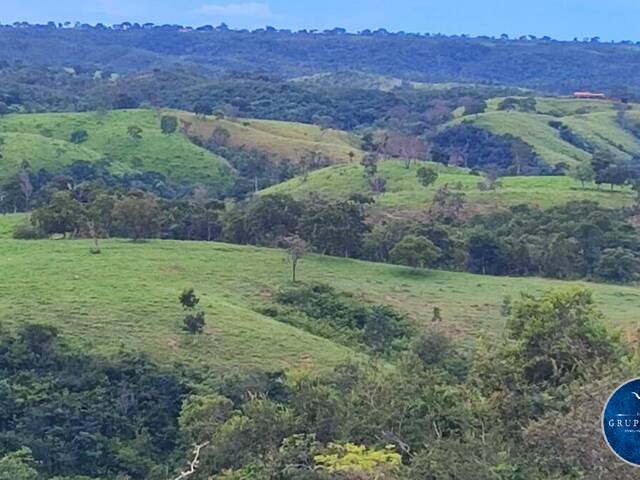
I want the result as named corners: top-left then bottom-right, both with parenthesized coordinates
top-left (569, 186), bottom-right (631, 195)
top-left (389, 266), bottom-right (436, 280)
top-left (108, 238), bottom-right (154, 244)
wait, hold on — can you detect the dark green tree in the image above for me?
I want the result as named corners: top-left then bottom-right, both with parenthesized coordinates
top-left (160, 115), bottom-right (178, 134)
top-left (389, 235), bottom-right (440, 269)
top-left (416, 166), bottom-right (438, 188)
top-left (31, 191), bottom-right (84, 237)
top-left (361, 153), bottom-right (379, 178)
top-left (595, 248), bottom-right (640, 283)
top-left (299, 200), bottom-right (368, 257)
top-left (179, 287), bottom-right (201, 310)
top-left (194, 102), bottom-right (213, 118)
top-left (112, 194), bottom-right (161, 241)
top-left (179, 288), bottom-right (206, 334)
top-left (70, 129), bottom-right (89, 144)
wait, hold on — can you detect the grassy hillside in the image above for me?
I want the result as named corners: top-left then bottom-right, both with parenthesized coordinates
top-left (455, 97), bottom-right (640, 167)
top-left (292, 71), bottom-right (405, 91)
top-left (2, 234), bottom-right (640, 374)
top-left (0, 213), bottom-right (25, 239)
top-left (265, 160), bottom-right (634, 214)
top-left (291, 71), bottom-right (489, 92)
top-left (172, 111), bottom-right (364, 164)
top-left (0, 237), bottom-right (358, 374)
top-left (0, 109), bottom-right (234, 186)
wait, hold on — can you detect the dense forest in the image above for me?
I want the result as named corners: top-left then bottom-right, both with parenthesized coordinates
top-left (1, 23), bottom-right (640, 94)
top-left (2, 23), bottom-right (640, 116)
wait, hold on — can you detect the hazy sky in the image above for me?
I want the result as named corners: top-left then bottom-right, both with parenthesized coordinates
top-left (2, 0), bottom-right (639, 41)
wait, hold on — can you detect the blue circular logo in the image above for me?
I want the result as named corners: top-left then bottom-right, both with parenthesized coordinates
top-left (602, 378), bottom-right (640, 467)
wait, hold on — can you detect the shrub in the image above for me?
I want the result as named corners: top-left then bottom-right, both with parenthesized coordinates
top-left (179, 287), bottom-right (201, 310)
top-left (12, 222), bottom-right (44, 239)
top-left (275, 283), bottom-right (411, 353)
top-left (160, 115), bottom-right (178, 134)
top-left (70, 129), bottom-right (89, 144)
top-left (183, 311), bottom-right (206, 334)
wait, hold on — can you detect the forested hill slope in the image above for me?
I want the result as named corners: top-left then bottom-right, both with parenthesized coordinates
top-left (2, 26), bottom-right (640, 95)
top-left (449, 97), bottom-right (640, 167)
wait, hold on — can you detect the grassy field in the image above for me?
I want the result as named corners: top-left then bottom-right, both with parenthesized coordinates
top-left (1, 214), bottom-right (639, 374)
top-left (455, 97), bottom-right (640, 167)
top-left (265, 160), bottom-right (634, 215)
top-left (291, 71), bottom-right (528, 94)
top-left (172, 111), bottom-right (364, 165)
top-left (0, 213), bottom-right (25, 238)
top-left (0, 236), bottom-right (358, 374)
top-left (0, 110), bottom-right (234, 186)
top-left (291, 71), bottom-right (405, 91)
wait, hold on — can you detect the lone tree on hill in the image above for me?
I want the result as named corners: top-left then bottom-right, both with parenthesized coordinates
top-left (161, 115), bottom-right (178, 134)
top-left (570, 162), bottom-right (595, 189)
top-left (209, 126), bottom-right (231, 147)
top-left (361, 153), bottom-right (379, 178)
top-left (416, 166), bottom-right (439, 188)
top-left (179, 288), bottom-right (201, 310)
top-left (284, 235), bottom-right (308, 282)
top-left (180, 288), bottom-right (206, 335)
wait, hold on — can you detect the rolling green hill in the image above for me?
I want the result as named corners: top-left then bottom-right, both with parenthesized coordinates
top-left (265, 160), bottom-right (634, 215)
top-left (1, 226), bottom-right (639, 374)
top-left (0, 213), bottom-right (24, 239)
top-left (0, 109), bottom-right (234, 186)
top-left (172, 111), bottom-right (364, 165)
top-left (454, 97), bottom-right (640, 167)
top-left (292, 71), bottom-right (530, 94)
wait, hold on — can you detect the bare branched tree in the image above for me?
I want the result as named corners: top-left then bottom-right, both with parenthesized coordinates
top-left (170, 442), bottom-right (210, 480)
top-left (284, 235), bottom-right (308, 282)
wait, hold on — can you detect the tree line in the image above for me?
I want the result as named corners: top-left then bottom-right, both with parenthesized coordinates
top-left (3, 26), bottom-right (640, 100)
top-left (15, 179), bottom-right (640, 284)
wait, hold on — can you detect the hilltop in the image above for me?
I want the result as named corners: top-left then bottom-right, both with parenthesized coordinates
top-left (0, 109), bottom-right (234, 186)
top-left (291, 71), bottom-right (497, 93)
top-left (265, 160), bottom-right (635, 216)
top-left (0, 109), bottom-right (369, 191)
top-left (172, 111), bottom-right (364, 165)
top-left (451, 97), bottom-right (640, 167)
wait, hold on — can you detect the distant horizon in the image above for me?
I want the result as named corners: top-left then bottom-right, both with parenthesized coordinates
top-left (1, 20), bottom-right (636, 45)
top-left (2, 0), bottom-right (640, 43)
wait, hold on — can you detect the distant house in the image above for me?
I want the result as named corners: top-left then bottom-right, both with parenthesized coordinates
top-left (573, 91), bottom-right (607, 99)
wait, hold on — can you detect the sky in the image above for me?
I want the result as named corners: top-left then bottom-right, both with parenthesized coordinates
top-left (2, 0), bottom-right (640, 41)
